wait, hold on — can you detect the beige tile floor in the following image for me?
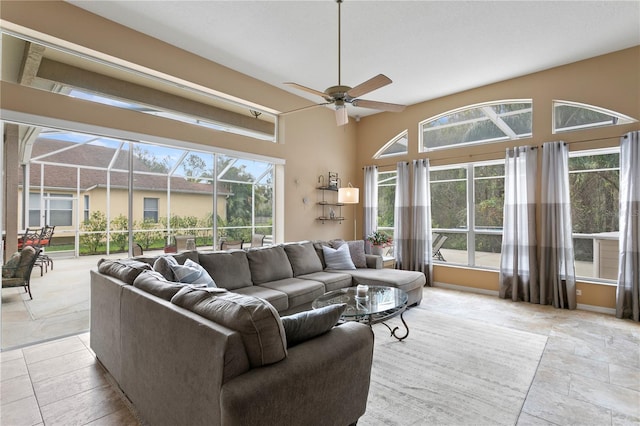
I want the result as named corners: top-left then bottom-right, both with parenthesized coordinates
top-left (1, 287), bottom-right (638, 426)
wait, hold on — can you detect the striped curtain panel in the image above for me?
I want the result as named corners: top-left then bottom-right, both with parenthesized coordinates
top-left (394, 162), bottom-right (411, 269)
top-left (499, 146), bottom-right (538, 302)
top-left (363, 165), bottom-right (378, 253)
top-left (539, 141), bottom-right (577, 309)
top-left (410, 159), bottom-right (432, 283)
top-left (616, 131), bottom-right (640, 321)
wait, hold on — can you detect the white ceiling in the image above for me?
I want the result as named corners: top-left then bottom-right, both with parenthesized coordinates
top-left (68, 1), bottom-right (640, 118)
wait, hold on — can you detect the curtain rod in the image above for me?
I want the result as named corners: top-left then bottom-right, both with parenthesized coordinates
top-left (365, 134), bottom-right (626, 168)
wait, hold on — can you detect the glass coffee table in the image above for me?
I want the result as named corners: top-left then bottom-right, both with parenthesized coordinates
top-left (312, 285), bottom-right (409, 341)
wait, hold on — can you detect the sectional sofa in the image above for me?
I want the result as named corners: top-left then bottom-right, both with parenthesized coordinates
top-left (90, 240), bottom-right (425, 425)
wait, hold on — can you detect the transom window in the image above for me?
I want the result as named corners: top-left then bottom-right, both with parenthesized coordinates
top-left (374, 130), bottom-right (408, 159)
top-left (420, 100), bottom-right (532, 152)
top-left (553, 100), bottom-right (637, 133)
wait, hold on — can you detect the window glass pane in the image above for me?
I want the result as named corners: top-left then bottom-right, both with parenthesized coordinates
top-left (49, 211), bottom-right (72, 226)
top-left (377, 171), bottom-right (396, 229)
top-left (431, 168), bottom-right (467, 229)
top-left (28, 211), bottom-right (41, 228)
top-left (375, 131), bottom-right (408, 159)
top-left (434, 232), bottom-right (466, 264)
top-left (475, 234), bottom-right (502, 268)
top-left (143, 198), bottom-right (158, 210)
top-left (49, 195), bottom-right (72, 210)
top-left (554, 101), bottom-right (637, 133)
top-left (569, 150), bottom-right (619, 281)
top-left (421, 101), bottom-right (532, 151)
top-left (474, 164), bottom-right (504, 230)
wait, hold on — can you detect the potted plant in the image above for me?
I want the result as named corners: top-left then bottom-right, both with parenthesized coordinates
top-left (366, 230), bottom-right (392, 255)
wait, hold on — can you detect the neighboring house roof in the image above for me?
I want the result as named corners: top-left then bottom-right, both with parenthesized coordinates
top-left (22, 138), bottom-right (231, 195)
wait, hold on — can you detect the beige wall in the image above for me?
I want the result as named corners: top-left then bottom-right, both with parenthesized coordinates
top-left (355, 46), bottom-right (640, 310)
top-left (2, 2), bottom-right (639, 310)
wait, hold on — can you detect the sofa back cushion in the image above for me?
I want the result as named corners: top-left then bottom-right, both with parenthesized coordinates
top-left (97, 258), bottom-right (152, 284)
top-left (135, 250), bottom-right (199, 267)
top-left (133, 270), bottom-right (192, 301)
top-left (171, 286), bottom-right (287, 368)
top-left (198, 250), bottom-right (253, 290)
top-left (283, 242), bottom-right (323, 276)
top-left (246, 245), bottom-right (293, 284)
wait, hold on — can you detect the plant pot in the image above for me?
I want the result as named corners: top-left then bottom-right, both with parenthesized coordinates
top-left (371, 245), bottom-right (384, 256)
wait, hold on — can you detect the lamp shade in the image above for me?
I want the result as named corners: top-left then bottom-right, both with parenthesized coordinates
top-left (338, 186), bottom-right (359, 204)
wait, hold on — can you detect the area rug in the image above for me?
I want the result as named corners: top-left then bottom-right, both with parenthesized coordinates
top-left (359, 307), bottom-right (548, 426)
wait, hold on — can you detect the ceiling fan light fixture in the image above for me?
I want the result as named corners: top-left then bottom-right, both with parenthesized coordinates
top-left (336, 104), bottom-right (349, 126)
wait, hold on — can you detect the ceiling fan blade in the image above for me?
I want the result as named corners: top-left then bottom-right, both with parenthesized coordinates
top-left (346, 74), bottom-right (392, 99)
top-left (284, 82), bottom-right (328, 99)
top-left (335, 107), bottom-right (349, 126)
top-left (352, 99), bottom-right (407, 112)
top-left (280, 102), bottom-right (332, 116)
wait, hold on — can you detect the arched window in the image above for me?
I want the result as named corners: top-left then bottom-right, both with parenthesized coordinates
top-left (553, 100), bottom-right (637, 133)
top-left (420, 100), bottom-right (532, 152)
top-left (374, 130), bottom-right (408, 159)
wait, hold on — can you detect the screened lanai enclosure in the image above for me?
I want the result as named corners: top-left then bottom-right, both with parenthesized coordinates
top-left (21, 126), bottom-right (274, 257)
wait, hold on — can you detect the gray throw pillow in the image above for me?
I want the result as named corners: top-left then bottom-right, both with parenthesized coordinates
top-left (283, 242), bottom-right (323, 276)
top-left (332, 239), bottom-right (367, 268)
top-left (322, 244), bottom-right (356, 270)
top-left (153, 255), bottom-right (178, 281)
top-left (170, 259), bottom-right (216, 287)
top-left (281, 304), bottom-right (346, 347)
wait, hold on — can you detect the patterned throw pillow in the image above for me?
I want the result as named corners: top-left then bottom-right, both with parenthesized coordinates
top-left (322, 244), bottom-right (356, 270)
top-left (2, 252), bottom-right (21, 278)
top-left (170, 258), bottom-right (216, 288)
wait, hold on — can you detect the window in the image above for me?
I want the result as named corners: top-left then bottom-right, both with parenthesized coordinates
top-left (430, 161), bottom-right (504, 268)
top-left (84, 195), bottom-right (90, 222)
top-left (143, 198), bottom-right (159, 223)
top-left (374, 130), bottom-right (408, 159)
top-left (420, 100), bottom-right (532, 152)
top-left (377, 171), bottom-right (397, 256)
top-left (569, 148), bottom-right (619, 281)
top-left (29, 193), bottom-right (73, 227)
top-left (554, 101), bottom-right (637, 133)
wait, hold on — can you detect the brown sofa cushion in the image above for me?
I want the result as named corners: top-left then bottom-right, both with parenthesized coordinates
top-left (97, 258), bottom-right (152, 284)
top-left (283, 242), bottom-right (323, 276)
top-left (171, 286), bottom-right (287, 368)
top-left (198, 250), bottom-right (253, 290)
top-left (2, 252), bottom-right (21, 278)
top-left (246, 245), bottom-right (293, 284)
top-left (14, 246), bottom-right (38, 278)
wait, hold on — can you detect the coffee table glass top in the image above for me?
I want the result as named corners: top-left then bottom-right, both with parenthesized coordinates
top-left (312, 285), bottom-right (408, 320)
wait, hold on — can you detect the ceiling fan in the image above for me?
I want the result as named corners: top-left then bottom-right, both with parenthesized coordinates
top-left (283, 0), bottom-right (406, 126)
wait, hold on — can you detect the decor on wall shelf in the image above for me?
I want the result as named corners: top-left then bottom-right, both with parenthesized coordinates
top-left (317, 173), bottom-right (344, 223)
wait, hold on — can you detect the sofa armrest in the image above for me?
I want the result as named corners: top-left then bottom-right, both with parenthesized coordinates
top-left (221, 322), bottom-right (374, 426)
top-left (365, 254), bottom-right (383, 269)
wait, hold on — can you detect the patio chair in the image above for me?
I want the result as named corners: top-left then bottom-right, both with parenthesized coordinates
top-left (433, 235), bottom-right (448, 262)
top-left (17, 228), bottom-right (46, 275)
top-left (220, 239), bottom-right (244, 250)
top-left (250, 233), bottom-right (265, 248)
top-left (36, 225), bottom-right (55, 274)
top-left (2, 246), bottom-right (41, 299)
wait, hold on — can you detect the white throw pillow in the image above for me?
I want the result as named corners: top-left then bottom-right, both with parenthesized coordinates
top-left (322, 244), bottom-right (356, 270)
top-left (170, 258), bottom-right (216, 287)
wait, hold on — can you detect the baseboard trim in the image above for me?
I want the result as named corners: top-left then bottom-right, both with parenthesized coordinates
top-left (576, 304), bottom-right (616, 315)
top-left (432, 282), bottom-right (616, 315)
top-left (433, 282), bottom-right (499, 297)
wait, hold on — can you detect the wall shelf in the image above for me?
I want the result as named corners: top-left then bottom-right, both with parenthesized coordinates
top-left (316, 186), bottom-right (343, 223)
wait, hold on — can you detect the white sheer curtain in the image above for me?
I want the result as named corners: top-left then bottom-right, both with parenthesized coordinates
top-left (540, 141), bottom-right (576, 309)
top-left (410, 159), bottom-right (432, 283)
top-left (363, 165), bottom-right (378, 253)
top-left (616, 131), bottom-right (640, 321)
top-left (499, 146), bottom-right (538, 302)
top-left (394, 162), bottom-right (411, 269)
